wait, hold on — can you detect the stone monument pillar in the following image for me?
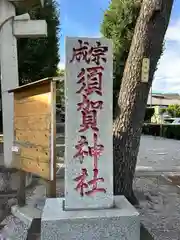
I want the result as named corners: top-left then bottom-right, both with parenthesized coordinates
top-left (41, 37), bottom-right (140, 240)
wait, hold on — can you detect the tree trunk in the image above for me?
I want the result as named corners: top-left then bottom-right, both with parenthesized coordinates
top-left (113, 0), bottom-right (174, 204)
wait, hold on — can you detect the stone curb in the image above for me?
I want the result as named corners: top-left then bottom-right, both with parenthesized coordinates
top-left (162, 175), bottom-right (180, 189)
top-left (11, 205), bottom-right (41, 227)
top-left (135, 166), bottom-right (180, 177)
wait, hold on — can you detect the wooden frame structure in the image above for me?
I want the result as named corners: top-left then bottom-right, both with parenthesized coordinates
top-left (8, 77), bottom-right (58, 205)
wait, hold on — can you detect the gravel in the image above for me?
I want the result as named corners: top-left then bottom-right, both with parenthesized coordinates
top-left (0, 215), bottom-right (28, 240)
top-left (134, 176), bottom-right (180, 240)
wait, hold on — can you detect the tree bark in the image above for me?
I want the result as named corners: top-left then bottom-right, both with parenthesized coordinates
top-left (113, 0), bottom-right (174, 204)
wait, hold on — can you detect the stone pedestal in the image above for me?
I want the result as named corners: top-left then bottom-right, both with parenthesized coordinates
top-left (41, 196), bottom-right (140, 240)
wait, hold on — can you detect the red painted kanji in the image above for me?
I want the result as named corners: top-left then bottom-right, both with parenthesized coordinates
top-left (77, 94), bottom-right (103, 112)
top-left (74, 168), bottom-right (88, 197)
top-left (73, 136), bottom-right (89, 163)
top-left (74, 133), bottom-right (105, 197)
top-left (72, 39), bottom-right (107, 198)
top-left (70, 40), bottom-right (90, 64)
top-left (77, 95), bottom-right (103, 132)
top-left (79, 109), bottom-right (98, 132)
top-left (86, 168), bottom-right (106, 196)
top-left (89, 133), bottom-right (104, 169)
top-left (91, 41), bottom-right (108, 65)
top-left (74, 168), bottom-right (106, 197)
top-left (76, 66), bottom-right (104, 96)
top-left (85, 132), bottom-right (105, 196)
top-left (70, 40), bottom-right (108, 65)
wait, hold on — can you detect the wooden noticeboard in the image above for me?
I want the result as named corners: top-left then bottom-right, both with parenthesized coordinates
top-left (8, 78), bottom-right (57, 181)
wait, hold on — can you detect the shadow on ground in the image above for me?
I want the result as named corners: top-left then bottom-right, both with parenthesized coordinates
top-left (140, 223), bottom-right (154, 240)
top-left (27, 218), bottom-right (41, 240)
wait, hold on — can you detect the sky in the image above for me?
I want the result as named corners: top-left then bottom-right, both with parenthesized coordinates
top-left (58, 0), bottom-right (180, 94)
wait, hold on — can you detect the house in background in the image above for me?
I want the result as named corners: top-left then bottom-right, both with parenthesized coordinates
top-left (147, 92), bottom-right (180, 124)
top-left (147, 92), bottom-right (180, 107)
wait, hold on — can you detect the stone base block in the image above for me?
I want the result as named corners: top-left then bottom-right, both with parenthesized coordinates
top-left (41, 196), bottom-right (140, 240)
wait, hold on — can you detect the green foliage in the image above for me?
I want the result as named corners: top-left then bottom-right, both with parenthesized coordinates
top-left (101, 0), bottom-right (141, 114)
top-left (57, 69), bottom-right (65, 77)
top-left (16, 0), bottom-right (60, 85)
top-left (56, 69), bottom-right (65, 106)
top-left (142, 124), bottom-right (180, 140)
top-left (142, 124), bottom-right (161, 136)
top-left (164, 104), bottom-right (180, 117)
top-left (160, 108), bottom-right (166, 115)
top-left (144, 107), bottom-right (154, 122)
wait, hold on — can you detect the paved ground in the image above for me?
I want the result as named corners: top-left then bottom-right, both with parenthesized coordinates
top-left (138, 135), bottom-right (180, 170)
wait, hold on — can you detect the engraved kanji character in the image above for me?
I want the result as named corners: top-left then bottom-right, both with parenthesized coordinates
top-left (86, 168), bottom-right (106, 196)
top-left (91, 41), bottom-right (108, 65)
top-left (77, 94), bottom-right (103, 112)
top-left (70, 40), bottom-right (108, 65)
top-left (76, 66), bottom-right (104, 96)
top-left (70, 40), bottom-right (90, 64)
top-left (74, 168), bottom-right (88, 197)
top-left (76, 68), bottom-right (86, 94)
top-left (73, 136), bottom-right (89, 163)
top-left (79, 109), bottom-right (98, 132)
top-left (89, 132), bottom-right (104, 169)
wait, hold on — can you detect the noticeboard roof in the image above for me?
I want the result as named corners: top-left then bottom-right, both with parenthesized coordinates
top-left (8, 77), bottom-right (61, 93)
top-left (9, 0), bottom-right (44, 8)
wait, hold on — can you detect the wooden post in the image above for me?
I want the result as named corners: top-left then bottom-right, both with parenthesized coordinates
top-left (17, 170), bottom-right (26, 207)
top-left (46, 178), bottom-right (56, 198)
top-left (46, 80), bottom-right (57, 198)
